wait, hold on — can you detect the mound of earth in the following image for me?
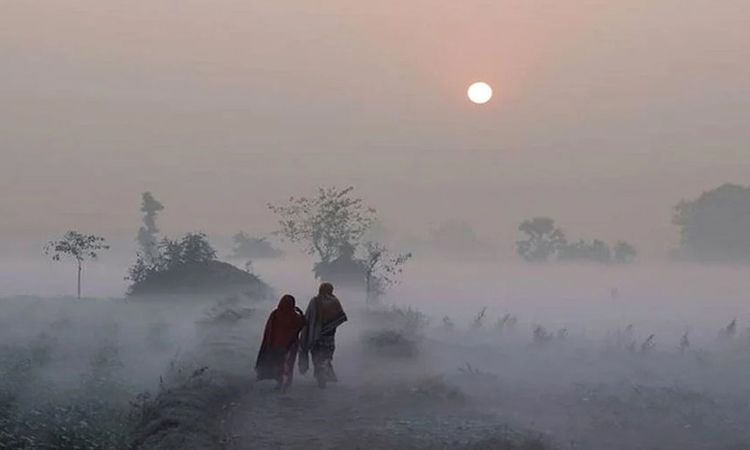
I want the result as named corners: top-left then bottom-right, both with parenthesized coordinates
top-left (127, 261), bottom-right (273, 299)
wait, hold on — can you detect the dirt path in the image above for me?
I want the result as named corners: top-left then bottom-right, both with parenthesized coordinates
top-left (221, 335), bottom-right (750, 450)
top-left (223, 375), bottom-right (524, 450)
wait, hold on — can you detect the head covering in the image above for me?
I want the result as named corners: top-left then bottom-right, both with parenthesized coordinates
top-left (278, 294), bottom-right (296, 312)
top-left (261, 294), bottom-right (306, 351)
top-left (319, 282), bottom-right (334, 296)
top-left (255, 294), bottom-right (306, 382)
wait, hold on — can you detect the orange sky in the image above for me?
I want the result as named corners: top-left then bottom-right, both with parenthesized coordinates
top-left (1, 0), bottom-right (749, 259)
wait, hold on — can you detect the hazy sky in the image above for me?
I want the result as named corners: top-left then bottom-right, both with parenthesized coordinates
top-left (1, 0), bottom-right (749, 259)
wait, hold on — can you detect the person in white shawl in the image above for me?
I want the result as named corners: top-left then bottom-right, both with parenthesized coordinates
top-left (298, 282), bottom-right (348, 388)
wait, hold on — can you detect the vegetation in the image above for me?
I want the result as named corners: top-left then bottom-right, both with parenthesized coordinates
top-left (126, 194), bottom-right (272, 298)
top-left (268, 186), bottom-right (376, 266)
top-left (44, 231), bottom-right (110, 298)
top-left (672, 183), bottom-right (750, 263)
top-left (558, 239), bottom-right (612, 264)
top-left (270, 186), bottom-right (411, 297)
top-left (311, 241), bottom-right (367, 288)
top-left (613, 241), bottom-right (637, 264)
top-left (516, 217), bottom-right (567, 263)
top-left (126, 232), bottom-right (270, 298)
top-left (361, 305), bottom-right (427, 358)
top-left (516, 217), bottom-right (636, 264)
top-left (136, 192), bottom-right (164, 265)
top-left (362, 241), bottom-right (412, 305)
top-left (229, 232), bottom-right (283, 260)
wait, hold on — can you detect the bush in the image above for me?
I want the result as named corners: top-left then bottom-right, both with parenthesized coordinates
top-left (126, 232), bottom-right (273, 299)
top-left (361, 306), bottom-right (428, 359)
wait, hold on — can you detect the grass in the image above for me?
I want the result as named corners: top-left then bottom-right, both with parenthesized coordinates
top-left (361, 305), bottom-right (429, 358)
top-left (2, 295), bottom-right (749, 450)
top-left (0, 335), bottom-right (130, 450)
top-left (0, 294), bottom-right (259, 450)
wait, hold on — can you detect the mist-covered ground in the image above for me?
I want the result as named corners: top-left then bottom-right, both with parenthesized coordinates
top-left (1, 255), bottom-right (750, 449)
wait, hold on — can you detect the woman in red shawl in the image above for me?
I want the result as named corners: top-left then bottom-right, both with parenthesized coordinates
top-left (255, 295), bottom-right (307, 391)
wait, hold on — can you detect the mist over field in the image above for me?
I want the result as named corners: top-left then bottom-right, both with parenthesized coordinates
top-left (3, 0), bottom-right (750, 448)
top-left (2, 245), bottom-right (750, 449)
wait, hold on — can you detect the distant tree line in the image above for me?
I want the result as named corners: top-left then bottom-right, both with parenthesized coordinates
top-left (42, 181), bottom-right (750, 298)
top-left (516, 217), bottom-right (636, 264)
top-left (229, 232), bottom-right (283, 260)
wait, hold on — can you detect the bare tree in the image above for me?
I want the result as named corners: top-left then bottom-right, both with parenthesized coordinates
top-left (268, 186), bottom-right (376, 265)
top-left (363, 241), bottom-right (412, 305)
top-left (45, 231), bottom-right (110, 298)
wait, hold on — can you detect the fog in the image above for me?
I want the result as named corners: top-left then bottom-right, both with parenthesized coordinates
top-left (2, 0), bottom-right (750, 448)
top-left (2, 0), bottom-right (750, 260)
top-left (2, 256), bottom-right (750, 448)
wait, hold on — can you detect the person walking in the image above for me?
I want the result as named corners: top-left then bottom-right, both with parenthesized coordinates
top-left (255, 294), bottom-right (307, 391)
top-left (298, 282), bottom-right (348, 388)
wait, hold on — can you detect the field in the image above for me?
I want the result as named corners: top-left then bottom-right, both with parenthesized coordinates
top-left (1, 258), bottom-right (750, 450)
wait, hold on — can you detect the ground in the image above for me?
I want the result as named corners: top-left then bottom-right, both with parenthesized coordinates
top-left (2, 293), bottom-right (750, 450)
top-left (221, 324), bottom-right (750, 450)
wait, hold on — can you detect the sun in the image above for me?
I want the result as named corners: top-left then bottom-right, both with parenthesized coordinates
top-left (467, 82), bottom-right (493, 104)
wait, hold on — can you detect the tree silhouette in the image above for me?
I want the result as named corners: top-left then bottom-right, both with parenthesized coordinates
top-left (230, 232), bottom-right (283, 259)
top-left (362, 241), bottom-right (412, 305)
top-left (45, 231), bottom-right (109, 298)
top-left (137, 192), bottom-right (164, 265)
top-left (614, 241), bottom-right (637, 264)
top-left (673, 183), bottom-right (750, 263)
top-left (516, 217), bottom-right (567, 263)
top-left (268, 186), bottom-right (376, 265)
top-left (558, 239), bottom-right (612, 264)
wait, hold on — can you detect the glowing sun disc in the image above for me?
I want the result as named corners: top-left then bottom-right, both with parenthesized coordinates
top-left (467, 82), bottom-right (493, 104)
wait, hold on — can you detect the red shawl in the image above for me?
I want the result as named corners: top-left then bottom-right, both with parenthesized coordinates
top-left (261, 295), bottom-right (306, 351)
top-left (256, 295), bottom-right (307, 380)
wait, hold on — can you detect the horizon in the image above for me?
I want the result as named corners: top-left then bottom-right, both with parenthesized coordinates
top-left (2, 0), bottom-right (749, 262)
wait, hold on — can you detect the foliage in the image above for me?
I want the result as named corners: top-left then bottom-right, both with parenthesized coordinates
top-left (558, 239), bottom-right (612, 264)
top-left (362, 306), bottom-right (427, 358)
top-left (516, 217), bottom-right (567, 263)
top-left (472, 307), bottom-right (488, 330)
top-left (363, 241), bottom-right (412, 304)
top-left (136, 192), bottom-right (164, 265)
top-left (229, 232), bottom-right (283, 260)
top-left (672, 183), bottom-right (750, 262)
top-left (613, 241), bottom-right (637, 264)
top-left (0, 333), bottom-right (128, 450)
top-left (517, 217), bottom-right (637, 265)
top-left (312, 241), bottom-right (367, 287)
top-left (127, 232), bottom-right (216, 285)
top-left (126, 232), bottom-right (272, 298)
top-left (267, 186), bottom-right (376, 264)
top-left (44, 231), bottom-right (109, 298)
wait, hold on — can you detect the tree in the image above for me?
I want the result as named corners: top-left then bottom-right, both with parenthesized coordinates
top-left (363, 241), bottom-right (412, 305)
top-left (127, 232), bottom-right (217, 284)
top-left (45, 231), bottom-right (109, 298)
top-left (137, 192), bottom-right (164, 265)
top-left (672, 183), bottom-right (750, 263)
top-left (558, 239), bottom-right (612, 264)
top-left (229, 232), bottom-right (283, 259)
top-left (614, 241), bottom-right (637, 264)
top-left (267, 186), bottom-right (376, 264)
top-left (516, 217), bottom-right (567, 263)
top-left (312, 241), bottom-right (367, 287)
top-left (125, 232), bottom-right (270, 298)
